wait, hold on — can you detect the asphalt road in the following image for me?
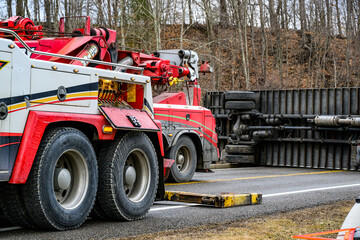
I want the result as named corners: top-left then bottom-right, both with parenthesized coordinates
top-left (1, 167), bottom-right (360, 239)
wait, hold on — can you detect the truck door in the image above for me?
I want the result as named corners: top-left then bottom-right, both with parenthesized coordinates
top-left (0, 52), bottom-right (12, 181)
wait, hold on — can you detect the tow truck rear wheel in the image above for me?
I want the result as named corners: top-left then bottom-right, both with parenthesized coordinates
top-left (168, 136), bottom-right (197, 183)
top-left (95, 132), bottom-right (158, 221)
top-left (0, 183), bottom-right (35, 228)
top-left (0, 207), bottom-right (12, 227)
top-left (22, 127), bottom-right (98, 230)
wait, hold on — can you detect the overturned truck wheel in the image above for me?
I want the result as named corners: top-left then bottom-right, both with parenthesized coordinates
top-left (95, 132), bottom-right (158, 221)
top-left (225, 145), bottom-right (254, 154)
top-left (225, 101), bottom-right (255, 110)
top-left (22, 128), bottom-right (98, 230)
top-left (224, 91), bottom-right (255, 101)
top-left (224, 144), bottom-right (256, 164)
top-left (224, 155), bottom-right (255, 163)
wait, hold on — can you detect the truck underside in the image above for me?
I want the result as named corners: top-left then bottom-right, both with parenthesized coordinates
top-left (205, 88), bottom-right (360, 170)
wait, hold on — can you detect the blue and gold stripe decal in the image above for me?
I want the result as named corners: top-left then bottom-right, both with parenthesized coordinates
top-left (0, 82), bottom-right (98, 113)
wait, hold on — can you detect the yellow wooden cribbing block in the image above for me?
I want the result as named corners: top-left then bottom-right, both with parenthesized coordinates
top-left (164, 191), bottom-right (262, 208)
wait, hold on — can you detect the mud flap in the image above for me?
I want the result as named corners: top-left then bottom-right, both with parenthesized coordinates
top-left (164, 158), bottom-right (175, 180)
top-left (98, 105), bottom-right (160, 131)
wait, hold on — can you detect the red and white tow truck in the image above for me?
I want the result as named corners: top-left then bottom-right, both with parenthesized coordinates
top-left (0, 16), bottom-right (219, 230)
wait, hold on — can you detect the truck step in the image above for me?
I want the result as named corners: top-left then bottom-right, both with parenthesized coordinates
top-left (164, 191), bottom-right (262, 208)
top-left (224, 154), bottom-right (255, 163)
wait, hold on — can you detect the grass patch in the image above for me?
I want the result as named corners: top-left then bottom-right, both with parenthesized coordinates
top-left (121, 200), bottom-right (354, 240)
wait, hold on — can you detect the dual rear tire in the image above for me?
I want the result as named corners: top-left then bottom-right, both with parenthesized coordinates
top-left (94, 132), bottom-right (158, 221)
top-left (0, 128), bottom-right (158, 230)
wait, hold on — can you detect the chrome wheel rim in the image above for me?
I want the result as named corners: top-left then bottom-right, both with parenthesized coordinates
top-left (123, 149), bottom-right (151, 203)
top-left (176, 146), bottom-right (191, 173)
top-left (53, 149), bottom-right (89, 210)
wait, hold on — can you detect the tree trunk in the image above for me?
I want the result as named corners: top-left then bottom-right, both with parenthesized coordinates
top-left (107, 0), bottom-right (112, 28)
top-left (231, 0), bottom-right (249, 90)
top-left (202, 0), bottom-right (218, 90)
top-left (153, 0), bottom-right (161, 50)
top-left (336, 0), bottom-right (343, 36)
top-left (16, 0), bottom-right (24, 16)
top-left (24, 0), bottom-right (31, 18)
top-left (7, 0), bottom-right (12, 18)
top-left (220, 0), bottom-right (228, 28)
top-left (299, 0), bottom-right (307, 40)
top-left (120, 0), bottom-right (126, 50)
top-left (52, 0), bottom-right (59, 31)
top-left (276, 0), bottom-right (283, 88)
top-left (250, 4), bottom-right (256, 62)
top-left (283, 0), bottom-right (288, 30)
top-left (242, 0), bottom-right (250, 89)
top-left (345, 0), bottom-right (353, 86)
top-left (258, 0), bottom-right (267, 84)
top-left (293, 0), bottom-right (296, 29)
top-left (44, 0), bottom-right (51, 29)
top-left (268, 0), bottom-right (276, 29)
top-left (188, 0), bottom-right (193, 24)
top-left (180, 0), bottom-right (185, 48)
top-left (325, 0), bottom-right (332, 34)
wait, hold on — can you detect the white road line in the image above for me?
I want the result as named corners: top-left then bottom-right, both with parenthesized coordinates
top-left (0, 226), bottom-right (21, 232)
top-left (211, 167), bottom-right (256, 171)
top-left (150, 203), bottom-right (201, 212)
top-left (151, 183), bottom-right (360, 212)
top-left (262, 183), bottom-right (360, 198)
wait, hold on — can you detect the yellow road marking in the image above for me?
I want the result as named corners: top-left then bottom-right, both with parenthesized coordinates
top-left (165, 170), bottom-right (344, 186)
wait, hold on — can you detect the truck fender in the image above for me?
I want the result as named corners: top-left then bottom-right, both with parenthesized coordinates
top-left (9, 111), bottom-right (116, 184)
top-left (170, 130), bottom-right (202, 151)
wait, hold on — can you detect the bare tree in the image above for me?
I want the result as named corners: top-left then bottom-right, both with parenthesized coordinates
top-left (219, 0), bottom-right (228, 28)
top-left (188, 0), bottom-right (193, 24)
top-left (44, 0), bottom-right (51, 28)
top-left (335, 0), bottom-right (343, 36)
top-left (299, 0), bottom-right (307, 40)
top-left (231, 0), bottom-right (250, 89)
top-left (16, 0), bottom-right (24, 16)
top-left (120, 0), bottom-right (126, 50)
top-left (258, 0), bottom-right (267, 84)
top-left (153, 0), bottom-right (161, 50)
top-left (6, 0), bottom-right (12, 18)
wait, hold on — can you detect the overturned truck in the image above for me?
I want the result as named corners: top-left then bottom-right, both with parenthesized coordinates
top-left (204, 88), bottom-right (360, 170)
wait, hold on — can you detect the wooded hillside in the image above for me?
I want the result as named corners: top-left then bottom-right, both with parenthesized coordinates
top-left (2, 0), bottom-right (360, 92)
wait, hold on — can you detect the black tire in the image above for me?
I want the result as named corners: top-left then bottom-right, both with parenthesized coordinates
top-left (96, 132), bottom-right (158, 221)
top-left (225, 101), bottom-right (255, 110)
top-left (224, 91), bottom-right (255, 101)
top-left (168, 136), bottom-right (197, 183)
top-left (22, 127), bottom-right (98, 230)
top-left (0, 208), bottom-right (11, 228)
top-left (89, 202), bottom-right (108, 220)
top-left (0, 183), bottom-right (37, 228)
top-left (0, 190), bottom-right (22, 228)
top-left (225, 145), bottom-right (255, 154)
top-left (224, 155), bottom-right (255, 163)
